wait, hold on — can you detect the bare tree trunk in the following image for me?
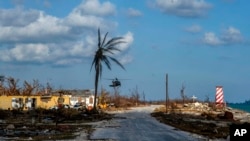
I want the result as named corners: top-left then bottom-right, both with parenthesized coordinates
top-left (93, 67), bottom-right (99, 111)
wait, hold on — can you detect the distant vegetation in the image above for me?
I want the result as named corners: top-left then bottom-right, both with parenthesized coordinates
top-left (227, 100), bottom-right (250, 105)
top-left (0, 75), bottom-right (147, 109)
top-left (0, 76), bottom-right (52, 96)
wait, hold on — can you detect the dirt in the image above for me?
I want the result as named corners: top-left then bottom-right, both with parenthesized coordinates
top-left (151, 111), bottom-right (234, 139)
top-left (0, 108), bottom-right (114, 140)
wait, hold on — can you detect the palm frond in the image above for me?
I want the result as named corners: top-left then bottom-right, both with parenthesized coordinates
top-left (101, 32), bottom-right (109, 48)
top-left (105, 37), bottom-right (124, 46)
top-left (102, 56), bottom-right (111, 70)
top-left (98, 28), bottom-right (101, 48)
top-left (103, 47), bottom-right (121, 55)
top-left (109, 56), bottom-right (125, 70)
top-left (105, 41), bottom-right (126, 50)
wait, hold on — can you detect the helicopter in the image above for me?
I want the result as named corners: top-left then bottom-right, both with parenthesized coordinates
top-left (104, 77), bottom-right (130, 87)
top-left (109, 78), bottom-right (121, 87)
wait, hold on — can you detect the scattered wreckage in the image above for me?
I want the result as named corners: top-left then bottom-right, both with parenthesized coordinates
top-left (0, 106), bottom-right (112, 140)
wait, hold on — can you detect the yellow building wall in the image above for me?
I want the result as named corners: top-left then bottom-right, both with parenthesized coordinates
top-left (0, 95), bottom-right (12, 110)
top-left (0, 95), bottom-right (71, 110)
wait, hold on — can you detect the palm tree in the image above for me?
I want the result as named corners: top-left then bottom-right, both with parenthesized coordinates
top-left (90, 28), bottom-right (125, 111)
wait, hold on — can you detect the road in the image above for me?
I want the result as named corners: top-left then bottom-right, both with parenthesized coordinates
top-left (90, 105), bottom-right (205, 141)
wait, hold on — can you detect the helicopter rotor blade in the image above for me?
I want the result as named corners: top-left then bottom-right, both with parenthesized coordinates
top-left (104, 78), bottom-right (131, 80)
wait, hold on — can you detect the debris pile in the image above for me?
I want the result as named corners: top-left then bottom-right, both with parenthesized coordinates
top-left (0, 109), bottom-right (113, 140)
top-left (183, 102), bottom-right (211, 111)
top-left (227, 108), bottom-right (250, 122)
top-left (169, 102), bottom-right (250, 122)
top-left (152, 103), bottom-right (250, 139)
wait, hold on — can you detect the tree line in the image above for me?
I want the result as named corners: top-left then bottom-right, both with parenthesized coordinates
top-left (0, 76), bottom-right (52, 96)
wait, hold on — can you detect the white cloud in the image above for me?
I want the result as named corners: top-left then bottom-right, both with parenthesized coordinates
top-left (0, 0), bottom-right (134, 66)
top-left (64, 0), bottom-right (118, 31)
top-left (0, 11), bottom-right (69, 43)
top-left (73, 0), bottom-right (116, 16)
top-left (203, 26), bottom-right (244, 46)
top-left (118, 32), bottom-right (134, 52)
top-left (127, 8), bottom-right (143, 17)
top-left (68, 36), bottom-right (97, 57)
top-left (185, 24), bottom-right (202, 33)
top-left (0, 8), bottom-right (39, 27)
top-left (10, 44), bottom-right (50, 62)
top-left (119, 54), bottom-right (133, 65)
top-left (154, 0), bottom-right (212, 18)
top-left (65, 13), bottom-right (104, 29)
top-left (203, 32), bottom-right (223, 46)
top-left (55, 59), bottom-right (82, 66)
top-left (221, 26), bottom-right (243, 43)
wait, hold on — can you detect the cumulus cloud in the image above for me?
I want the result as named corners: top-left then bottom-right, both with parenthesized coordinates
top-left (203, 26), bottom-right (244, 46)
top-left (203, 32), bottom-right (223, 46)
top-left (117, 32), bottom-right (134, 51)
top-left (0, 0), bottom-right (133, 66)
top-left (0, 8), bottom-right (39, 27)
top-left (221, 27), bottom-right (243, 43)
top-left (64, 0), bottom-right (118, 32)
top-left (154, 0), bottom-right (212, 18)
top-left (0, 11), bottom-right (69, 43)
top-left (127, 8), bottom-right (143, 17)
top-left (73, 0), bottom-right (116, 16)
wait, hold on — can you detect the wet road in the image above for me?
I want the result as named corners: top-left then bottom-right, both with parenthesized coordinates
top-left (91, 105), bottom-right (204, 141)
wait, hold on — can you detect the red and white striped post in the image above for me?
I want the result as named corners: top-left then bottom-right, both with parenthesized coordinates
top-left (215, 86), bottom-right (225, 108)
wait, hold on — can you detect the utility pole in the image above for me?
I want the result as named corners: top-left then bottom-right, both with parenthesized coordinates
top-left (0, 75), bottom-right (5, 85)
top-left (166, 73), bottom-right (169, 113)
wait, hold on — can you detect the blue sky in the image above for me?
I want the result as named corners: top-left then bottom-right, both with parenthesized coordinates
top-left (0, 0), bottom-right (249, 103)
